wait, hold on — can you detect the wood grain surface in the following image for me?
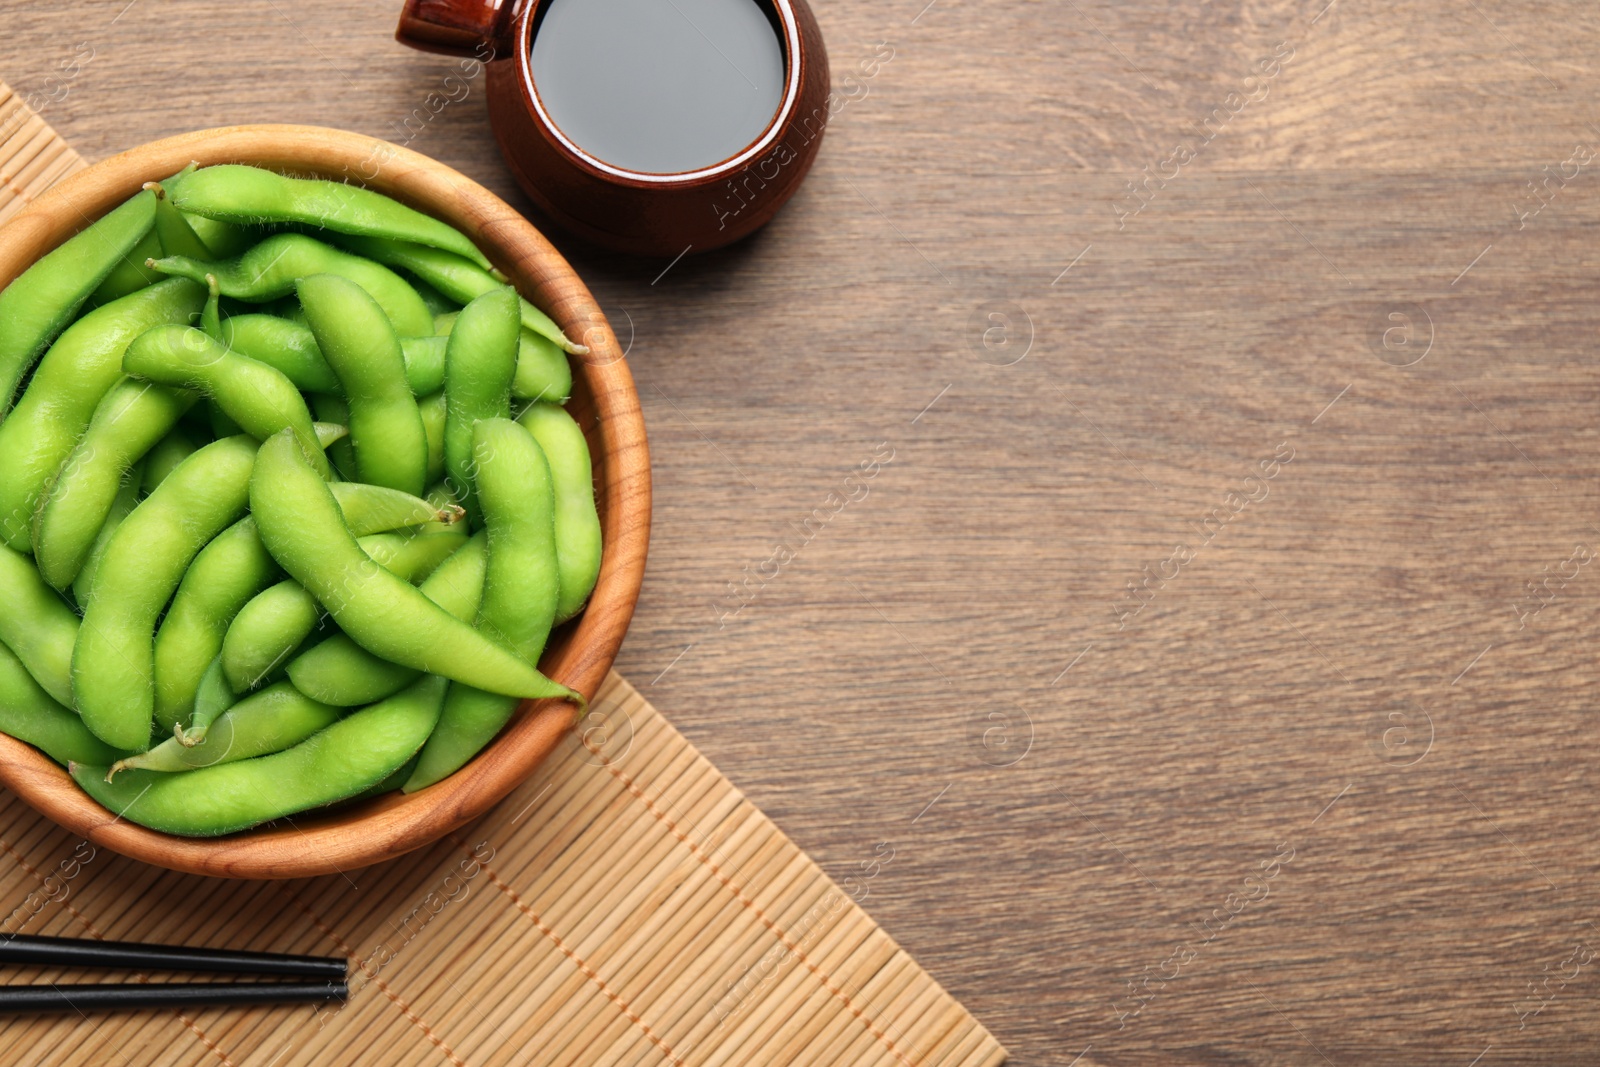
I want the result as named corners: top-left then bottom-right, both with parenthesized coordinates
top-left (5, 1), bottom-right (1600, 1064)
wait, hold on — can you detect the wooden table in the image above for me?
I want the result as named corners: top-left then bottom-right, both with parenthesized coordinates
top-left (7, 1), bottom-right (1600, 1063)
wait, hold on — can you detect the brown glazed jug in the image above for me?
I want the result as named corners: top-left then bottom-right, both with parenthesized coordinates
top-left (396, 0), bottom-right (830, 257)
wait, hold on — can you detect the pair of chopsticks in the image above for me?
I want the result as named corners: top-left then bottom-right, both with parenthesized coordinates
top-left (0, 933), bottom-right (347, 1012)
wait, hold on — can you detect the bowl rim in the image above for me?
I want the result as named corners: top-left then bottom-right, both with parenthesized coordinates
top-left (0, 124), bottom-right (651, 879)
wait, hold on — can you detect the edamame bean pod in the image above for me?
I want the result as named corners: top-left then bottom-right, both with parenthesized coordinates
top-left (219, 580), bottom-right (320, 695)
top-left (0, 188), bottom-right (158, 411)
top-left (74, 436), bottom-right (257, 751)
top-left (151, 518), bottom-right (282, 733)
top-left (140, 424), bottom-right (203, 494)
top-left (90, 228), bottom-right (164, 305)
top-left (0, 543), bottom-right (79, 707)
top-left (420, 390), bottom-right (446, 487)
top-left (148, 233), bottom-right (433, 337)
top-left (315, 421), bottom-right (348, 448)
top-left (147, 183), bottom-right (212, 261)
top-left (122, 324), bottom-right (329, 477)
top-left (220, 314), bottom-right (449, 395)
top-left (311, 394), bottom-right (357, 481)
top-left (281, 525), bottom-right (488, 707)
top-left (336, 234), bottom-right (583, 353)
top-left (71, 461), bottom-right (142, 605)
top-left (518, 403), bottom-right (602, 621)
top-left (408, 418), bottom-right (560, 790)
top-left (298, 274), bottom-right (427, 495)
top-left (110, 681), bottom-right (340, 778)
top-left (0, 642), bottom-right (123, 766)
top-left (186, 654), bottom-right (236, 742)
top-left (443, 288), bottom-right (518, 521)
top-left (0, 277), bottom-right (203, 550)
top-left (330, 481), bottom-right (464, 536)
top-left (171, 165), bottom-right (493, 270)
top-left (71, 674), bottom-right (449, 837)
top-left (434, 311), bottom-right (571, 404)
top-left (250, 433), bottom-right (564, 704)
top-left (33, 382), bottom-right (196, 590)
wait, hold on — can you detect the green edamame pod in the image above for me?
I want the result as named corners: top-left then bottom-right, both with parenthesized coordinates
top-left (90, 228), bottom-right (164, 305)
top-left (284, 531), bottom-right (487, 706)
top-left (122, 324), bottom-right (328, 477)
top-left (151, 518), bottom-right (282, 733)
top-left (0, 642), bottom-right (123, 766)
top-left (443, 288), bottom-right (519, 521)
top-left (186, 654), bottom-right (236, 743)
top-left (420, 390), bottom-right (446, 487)
top-left (33, 382), bottom-right (196, 590)
top-left (111, 681), bottom-right (339, 778)
top-left (171, 165), bottom-right (493, 270)
top-left (518, 403), bottom-right (602, 621)
top-left (219, 580), bottom-right (320, 695)
top-left (218, 313), bottom-right (449, 396)
top-left (74, 436), bottom-right (257, 751)
top-left (71, 461), bottom-right (143, 605)
top-left (434, 310), bottom-right (571, 404)
top-left (148, 233), bottom-right (433, 337)
top-left (311, 394), bottom-right (357, 481)
top-left (330, 481), bottom-right (463, 536)
top-left (335, 234), bottom-right (582, 353)
top-left (315, 421), bottom-right (348, 448)
top-left (361, 528), bottom-right (469, 582)
top-left (298, 274), bottom-right (427, 495)
top-left (182, 213), bottom-right (254, 258)
top-left (0, 277), bottom-right (203, 550)
top-left (148, 182), bottom-right (212, 260)
top-left (71, 673), bottom-right (450, 837)
top-left (141, 424), bottom-right (203, 495)
top-left (0, 188), bottom-right (158, 411)
top-left (256, 421), bottom-right (569, 702)
top-left (0, 543), bottom-right (79, 707)
top-left (408, 419), bottom-right (560, 790)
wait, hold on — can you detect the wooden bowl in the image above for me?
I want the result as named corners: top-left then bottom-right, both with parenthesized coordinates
top-left (0, 125), bottom-right (651, 878)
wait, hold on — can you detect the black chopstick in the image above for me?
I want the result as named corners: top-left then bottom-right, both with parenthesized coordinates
top-left (0, 981), bottom-right (347, 1013)
top-left (0, 934), bottom-right (346, 982)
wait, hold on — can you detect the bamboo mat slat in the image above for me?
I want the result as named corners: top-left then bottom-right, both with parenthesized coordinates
top-left (0, 89), bottom-right (1006, 1067)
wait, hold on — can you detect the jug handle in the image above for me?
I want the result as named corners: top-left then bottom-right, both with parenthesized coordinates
top-left (395, 0), bottom-right (516, 59)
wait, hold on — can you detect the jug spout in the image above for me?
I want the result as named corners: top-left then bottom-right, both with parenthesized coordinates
top-left (395, 0), bottom-right (515, 59)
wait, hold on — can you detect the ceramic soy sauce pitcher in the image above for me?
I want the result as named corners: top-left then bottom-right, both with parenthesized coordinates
top-left (396, 0), bottom-right (829, 257)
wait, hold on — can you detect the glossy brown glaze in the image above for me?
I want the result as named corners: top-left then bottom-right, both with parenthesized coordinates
top-left (0, 125), bottom-right (651, 879)
top-left (397, 0), bottom-right (829, 257)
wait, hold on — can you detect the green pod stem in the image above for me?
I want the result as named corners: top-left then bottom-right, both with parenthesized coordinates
top-left (33, 382), bottom-right (196, 591)
top-left (0, 188), bottom-right (159, 412)
top-left (89, 228), bottom-right (164, 306)
top-left (113, 681), bottom-right (340, 778)
top-left (74, 436), bottom-right (257, 751)
top-left (220, 580), bottom-right (320, 694)
top-left (407, 419), bottom-right (561, 791)
top-left (435, 311), bottom-right (571, 404)
top-left (122, 324), bottom-right (329, 478)
top-left (220, 313), bottom-right (450, 396)
top-left (298, 274), bottom-right (427, 495)
top-left (443, 288), bottom-right (519, 522)
top-left (311, 394), bottom-right (358, 481)
top-left (0, 543), bottom-right (79, 708)
top-left (0, 642), bottom-right (124, 766)
top-left (71, 461), bottom-right (143, 606)
top-left (151, 518), bottom-right (282, 734)
top-left (148, 182), bottom-right (213, 260)
top-left (141, 424), bottom-right (204, 495)
top-left (0, 277), bottom-right (204, 551)
top-left (517, 403), bottom-right (602, 622)
top-left (337, 234), bottom-right (582, 354)
top-left (71, 674), bottom-right (449, 837)
top-left (420, 390), bottom-right (446, 488)
top-left (330, 481), bottom-right (462, 536)
top-left (187, 653), bottom-right (237, 742)
top-left (220, 529), bottom-right (463, 695)
top-left (171, 165), bottom-right (493, 270)
top-left (285, 531), bottom-right (486, 706)
top-left (147, 233), bottom-right (434, 337)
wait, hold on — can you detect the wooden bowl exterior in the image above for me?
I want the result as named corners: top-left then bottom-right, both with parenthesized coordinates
top-left (0, 125), bottom-right (651, 879)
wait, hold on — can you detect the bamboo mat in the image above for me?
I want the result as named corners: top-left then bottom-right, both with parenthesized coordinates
top-left (0, 86), bottom-right (1006, 1067)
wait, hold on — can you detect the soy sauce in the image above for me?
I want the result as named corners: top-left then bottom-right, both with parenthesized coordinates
top-left (529, 0), bottom-right (786, 175)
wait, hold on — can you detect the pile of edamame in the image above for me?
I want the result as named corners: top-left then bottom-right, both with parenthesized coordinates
top-left (0, 163), bottom-right (602, 836)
